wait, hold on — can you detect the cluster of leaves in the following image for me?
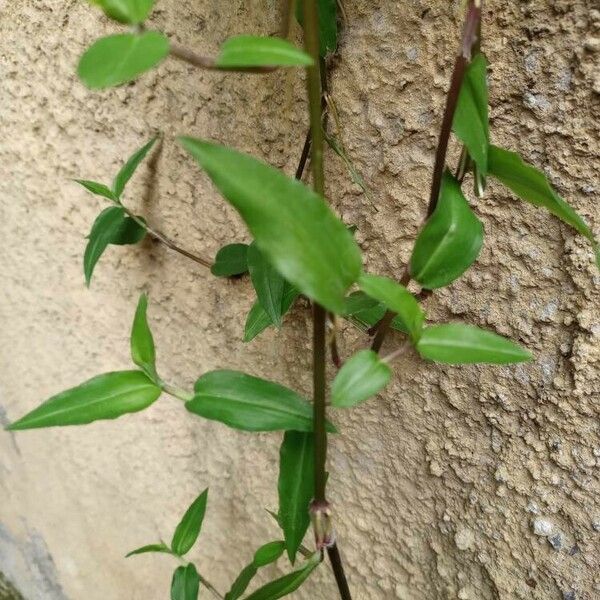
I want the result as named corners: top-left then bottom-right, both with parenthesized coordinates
top-left (80, 0), bottom-right (314, 89)
top-left (8, 1), bottom-right (599, 599)
top-left (451, 54), bottom-right (599, 267)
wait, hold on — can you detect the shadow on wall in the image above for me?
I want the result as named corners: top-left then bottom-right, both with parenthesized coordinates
top-left (0, 524), bottom-right (68, 600)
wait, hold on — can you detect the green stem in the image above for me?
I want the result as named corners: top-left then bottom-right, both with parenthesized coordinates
top-left (370, 0), bottom-right (482, 353)
top-left (303, 2), bottom-right (353, 599)
top-left (302, 0), bottom-right (327, 505)
top-left (119, 204), bottom-right (213, 269)
top-left (162, 382), bottom-right (194, 403)
top-left (199, 574), bottom-right (224, 600)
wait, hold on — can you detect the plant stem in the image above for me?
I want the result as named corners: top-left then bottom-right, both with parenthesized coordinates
top-left (426, 0), bottom-right (480, 217)
top-left (326, 544), bottom-right (352, 600)
top-left (302, 0), bottom-right (327, 501)
top-left (120, 205), bottom-right (213, 269)
top-left (302, 1), bottom-right (353, 598)
top-left (162, 382), bottom-right (194, 403)
top-left (370, 0), bottom-right (482, 353)
top-left (370, 269), bottom-right (411, 352)
top-left (169, 43), bottom-right (274, 74)
top-left (199, 574), bottom-right (224, 600)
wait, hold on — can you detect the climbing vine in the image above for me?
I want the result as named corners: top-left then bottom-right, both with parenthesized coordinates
top-left (7, 1), bottom-right (598, 599)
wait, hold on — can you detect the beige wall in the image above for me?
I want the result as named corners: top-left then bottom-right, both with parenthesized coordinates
top-left (1, 1), bottom-right (599, 598)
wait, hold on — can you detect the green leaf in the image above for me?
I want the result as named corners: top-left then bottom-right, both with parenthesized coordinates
top-left (248, 243), bottom-right (286, 328)
top-left (211, 243), bottom-right (249, 277)
top-left (453, 53), bottom-right (489, 177)
top-left (225, 563), bottom-right (258, 600)
top-left (178, 138), bottom-right (362, 314)
top-left (243, 552), bottom-right (321, 600)
top-left (109, 214), bottom-right (147, 245)
top-left (342, 292), bottom-right (409, 334)
top-left (170, 563), bottom-right (200, 600)
top-left (90, 0), bottom-right (155, 24)
top-left (7, 371), bottom-right (161, 430)
top-left (186, 371), bottom-right (336, 433)
top-left (416, 324), bottom-right (532, 364)
top-left (113, 136), bottom-right (158, 199)
top-left (126, 542), bottom-right (171, 558)
top-left (278, 431), bottom-right (314, 563)
top-left (244, 283), bottom-right (299, 343)
top-left (84, 206), bottom-right (145, 285)
top-left (75, 179), bottom-right (116, 201)
top-left (331, 350), bottom-right (392, 408)
top-left (296, 0), bottom-right (338, 57)
top-left (216, 35), bottom-right (312, 68)
top-left (253, 541), bottom-right (286, 568)
top-left (78, 32), bottom-right (169, 89)
top-left (224, 540), bottom-right (285, 600)
top-left (488, 145), bottom-right (599, 268)
top-left (410, 171), bottom-right (484, 289)
top-left (131, 293), bottom-right (157, 380)
top-left (171, 489), bottom-right (209, 556)
top-left (342, 291), bottom-right (380, 316)
top-left (342, 291), bottom-right (386, 330)
top-left (358, 274), bottom-right (424, 341)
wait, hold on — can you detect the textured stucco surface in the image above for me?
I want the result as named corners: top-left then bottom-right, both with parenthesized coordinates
top-left (1, 0), bottom-right (599, 598)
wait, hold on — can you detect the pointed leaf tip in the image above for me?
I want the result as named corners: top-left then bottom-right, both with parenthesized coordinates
top-left (410, 171), bottom-right (484, 289)
top-left (178, 137), bottom-right (362, 314)
top-left (113, 136), bottom-right (159, 198)
top-left (171, 488), bottom-right (209, 556)
top-left (8, 370), bottom-right (161, 430)
top-left (331, 350), bottom-right (392, 408)
top-left (416, 324), bottom-right (532, 365)
top-left (216, 35), bottom-right (313, 68)
top-left (278, 431), bottom-right (314, 564)
top-left (131, 293), bottom-right (157, 380)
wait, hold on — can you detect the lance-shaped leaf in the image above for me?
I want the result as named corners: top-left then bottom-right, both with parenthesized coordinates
top-left (170, 563), bottom-right (200, 600)
top-left (243, 552), bottom-right (321, 600)
top-left (244, 283), bottom-right (299, 343)
top-left (171, 488), bottom-right (209, 556)
top-left (225, 541), bottom-right (286, 600)
top-left (358, 274), bottom-right (424, 341)
top-left (296, 0), bottom-right (338, 57)
top-left (416, 324), bottom-right (532, 365)
top-left (131, 293), bottom-right (157, 380)
top-left (84, 206), bottom-right (146, 285)
top-left (90, 0), bottom-right (156, 24)
top-left (126, 542), bottom-right (171, 558)
top-left (331, 350), bottom-right (392, 408)
top-left (78, 32), bottom-right (170, 89)
top-left (6, 371), bottom-right (161, 430)
top-left (75, 179), bottom-right (116, 201)
top-left (488, 145), bottom-right (599, 268)
top-left (113, 136), bottom-right (158, 199)
top-left (253, 541), bottom-right (285, 567)
top-left (453, 53), bottom-right (489, 177)
top-left (178, 138), bottom-right (362, 314)
top-left (226, 564), bottom-right (257, 600)
top-left (248, 243), bottom-right (286, 328)
top-left (278, 431), bottom-right (314, 563)
top-left (410, 171), bottom-right (484, 289)
top-left (186, 371), bottom-right (336, 433)
top-left (211, 243), bottom-right (249, 277)
top-left (216, 35), bottom-right (312, 68)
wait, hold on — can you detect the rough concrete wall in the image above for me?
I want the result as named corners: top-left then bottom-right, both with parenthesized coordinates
top-left (1, 0), bottom-right (599, 599)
